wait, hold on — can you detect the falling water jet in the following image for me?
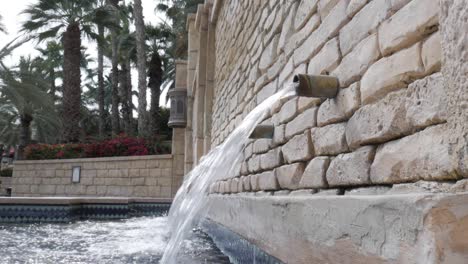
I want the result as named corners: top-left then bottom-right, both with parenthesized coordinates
top-left (160, 83), bottom-right (303, 263)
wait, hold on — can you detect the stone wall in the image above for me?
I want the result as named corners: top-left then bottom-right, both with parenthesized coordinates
top-left (184, 0), bottom-right (468, 262)
top-left (184, 0), bottom-right (467, 194)
top-left (10, 155), bottom-right (174, 197)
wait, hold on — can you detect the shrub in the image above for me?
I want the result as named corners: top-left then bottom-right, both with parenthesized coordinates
top-left (23, 135), bottom-right (169, 160)
top-left (0, 168), bottom-right (13, 177)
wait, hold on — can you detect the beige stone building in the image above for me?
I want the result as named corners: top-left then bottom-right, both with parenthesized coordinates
top-left (180, 0), bottom-right (468, 263)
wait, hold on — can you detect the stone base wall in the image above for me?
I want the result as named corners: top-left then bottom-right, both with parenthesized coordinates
top-left (11, 155), bottom-right (175, 198)
top-left (206, 190), bottom-right (468, 264)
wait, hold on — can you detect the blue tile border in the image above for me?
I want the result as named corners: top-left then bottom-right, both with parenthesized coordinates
top-left (202, 219), bottom-right (284, 264)
top-left (0, 202), bottom-right (171, 223)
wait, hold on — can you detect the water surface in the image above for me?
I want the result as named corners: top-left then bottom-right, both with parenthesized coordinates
top-left (0, 217), bottom-right (230, 264)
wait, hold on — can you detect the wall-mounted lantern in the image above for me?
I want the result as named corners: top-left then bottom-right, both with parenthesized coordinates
top-left (71, 166), bottom-right (81, 183)
top-left (168, 88), bottom-right (187, 128)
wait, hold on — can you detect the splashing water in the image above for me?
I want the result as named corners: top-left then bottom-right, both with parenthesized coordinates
top-left (161, 85), bottom-right (296, 263)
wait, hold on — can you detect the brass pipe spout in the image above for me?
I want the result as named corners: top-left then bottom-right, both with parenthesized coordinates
top-left (249, 124), bottom-right (274, 139)
top-left (293, 74), bottom-right (339, 98)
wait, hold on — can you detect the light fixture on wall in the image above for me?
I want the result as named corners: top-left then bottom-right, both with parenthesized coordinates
top-left (293, 74), bottom-right (340, 98)
top-left (71, 166), bottom-right (81, 183)
top-left (168, 88), bottom-right (188, 128)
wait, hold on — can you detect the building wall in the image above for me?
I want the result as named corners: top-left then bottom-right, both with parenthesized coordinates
top-left (10, 155), bottom-right (174, 197)
top-left (186, 0), bottom-right (466, 193)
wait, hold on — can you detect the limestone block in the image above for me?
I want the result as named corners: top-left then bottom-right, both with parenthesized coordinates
top-left (422, 31), bottom-right (442, 74)
top-left (242, 176), bottom-right (251, 192)
top-left (317, 82), bottom-right (360, 126)
top-left (267, 56), bottom-right (286, 81)
top-left (404, 73), bottom-right (447, 128)
top-left (278, 97), bottom-right (298, 124)
top-left (371, 125), bottom-right (460, 184)
top-left (282, 131), bottom-right (313, 163)
top-left (339, 0), bottom-right (391, 56)
top-left (285, 14), bottom-right (320, 57)
top-left (240, 161), bottom-right (249, 176)
top-left (346, 0), bottom-right (367, 17)
top-left (230, 178), bottom-right (239, 193)
top-left (307, 38), bottom-right (341, 75)
top-left (259, 34), bottom-right (280, 73)
top-left (360, 42), bottom-right (424, 105)
top-left (260, 148), bottom-right (283, 170)
top-left (275, 163), bottom-right (305, 190)
top-left (294, 0), bottom-right (319, 30)
top-left (332, 33), bottom-right (380, 87)
top-left (244, 143), bottom-right (253, 159)
top-left (278, 2), bottom-right (298, 54)
top-left (253, 139), bottom-right (271, 154)
top-left (311, 123), bottom-right (349, 155)
top-left (346, 91), bottom-right (408, 148)
top-left (257, 79), bottom-right (277, 104)
top-left (378, 0), bottom-right (439, 56)
top-left (297, 97), bottom-right (321, 113)
top-left (346, 73), bottom-right (447, 149)
top-left (285, 107), bottom-right (318, 139)
top-left (257, 171), bottom-right (279, 191)
top-left (317, 0), bottom-right (340, 20)
top-left (326, 146), bottom-right (375, 186)
top-left (250, 174), bottom-right (259, 191)
top-left (278, 57), bottom-right (294, 87)
top-left (293, 0), bottom-right (349, 67)
top-left (247, 155), bottom-right (261, 173)
top-left (299, 156), bottom-right (331, 188)
top-left (272, 124), bottom-right (286, 146)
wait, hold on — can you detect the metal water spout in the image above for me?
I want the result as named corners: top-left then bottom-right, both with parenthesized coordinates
top-left (293, 74), bottom-right (339, 98)
top-left (248, 124), bottom-right (274, 139)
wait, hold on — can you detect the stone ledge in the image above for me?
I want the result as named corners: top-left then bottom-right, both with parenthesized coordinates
top-left (207, 192), bottom-right (468, 264)
top-left (14, 155), bottom-right (173, 164)
top-left (0, 197), bottom-right (173, 205)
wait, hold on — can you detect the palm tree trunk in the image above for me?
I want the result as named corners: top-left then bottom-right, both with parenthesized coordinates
top-left (148, 51), bottom-right (163, 136)
top-left (97, 24), bottom-right (106, 139)
top-left (17, 114), bottom-right (32, 160)
top-left (126, 58), bottom-right (133, 130)
top-left (62, 22), bottom-right (81, 143)
top-left (109, 0), bottom-right (120, 136)
top-left (120, 63), bottom-right (132, 135)
top-left (134, 0), bottom-right (147, 138)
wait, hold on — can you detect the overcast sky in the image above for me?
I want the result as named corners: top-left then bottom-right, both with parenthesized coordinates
top-left (0, 0), bottom-right (170, 108)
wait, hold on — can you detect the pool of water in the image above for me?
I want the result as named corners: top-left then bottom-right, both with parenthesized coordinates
top-left (0, 217), bottom-right (231, 264)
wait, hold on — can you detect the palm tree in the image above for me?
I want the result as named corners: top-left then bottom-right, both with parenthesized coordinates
top-left (134, 0), bottom-right (148, 137)
top-left (34, 41), bottom-right (62, 100)
top-left (21, 0), bottom-right (113, 142)
top-left (0, 57), bottom-right (58, 158)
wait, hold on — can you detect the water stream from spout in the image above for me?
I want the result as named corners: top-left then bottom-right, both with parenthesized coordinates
top-left (161, 85), bottom-right (296, 263)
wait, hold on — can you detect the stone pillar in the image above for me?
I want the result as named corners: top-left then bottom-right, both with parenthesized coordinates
top-left (185, 14), bottom-right (197, 174)
top-left (171, 61), bottom-right (188, 195)
top-left (192, 4), bottom-right (209, 166)
top-left (203, 16), bottom-right (216, 154)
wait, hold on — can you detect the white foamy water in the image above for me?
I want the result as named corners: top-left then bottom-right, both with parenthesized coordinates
top-left (0, 216), bottom-right (230, 264)
top-left (161, 86), bottom-right (296, 263)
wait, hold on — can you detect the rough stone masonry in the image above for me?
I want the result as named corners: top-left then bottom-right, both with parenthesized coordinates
top-left (185, 0), bottom-right (467, 263)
